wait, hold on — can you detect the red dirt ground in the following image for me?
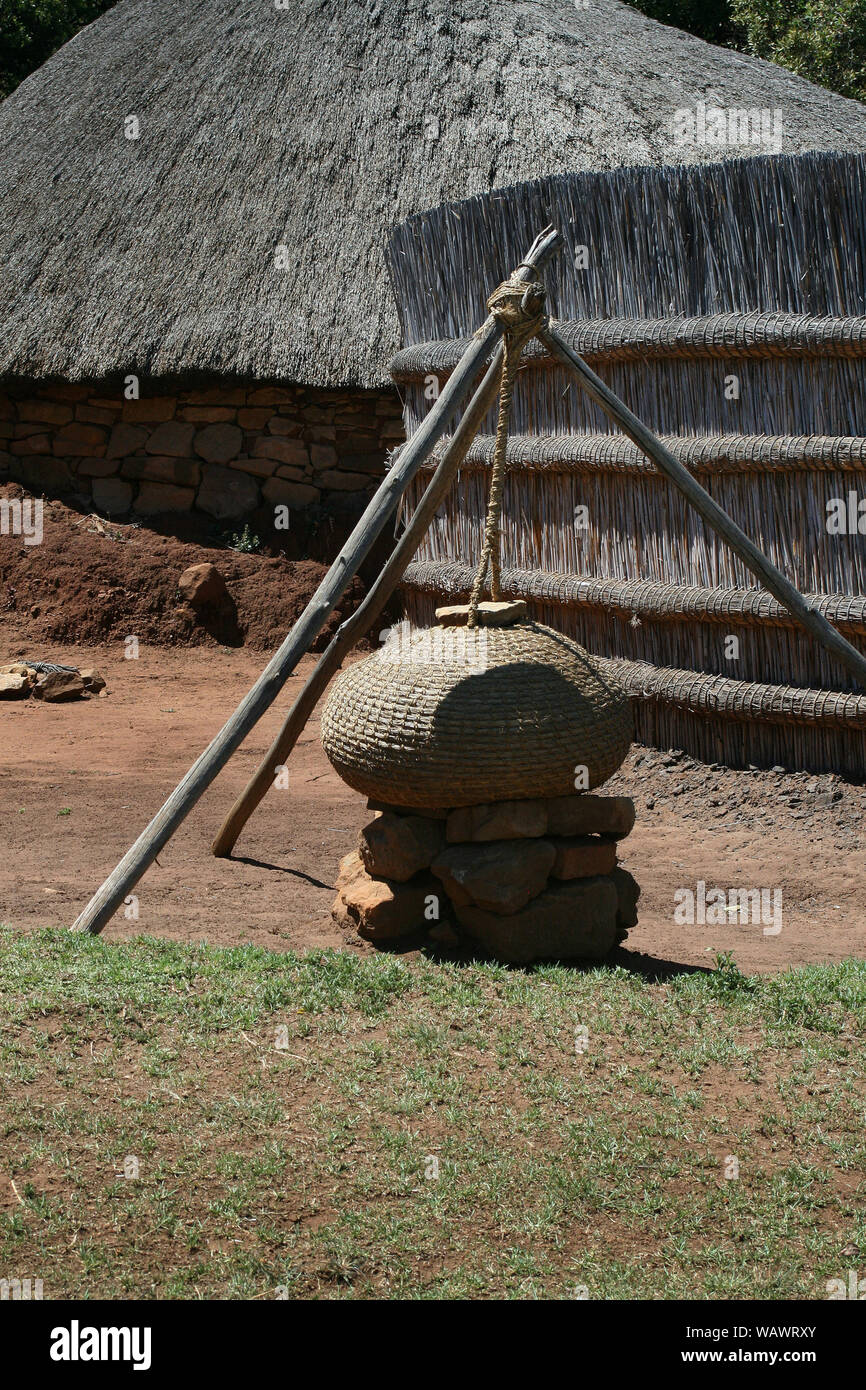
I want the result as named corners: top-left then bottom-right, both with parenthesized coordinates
top-left (3, 632), bottom-right (864, 974)
top-left (1, 482), bottom-right (863, 972)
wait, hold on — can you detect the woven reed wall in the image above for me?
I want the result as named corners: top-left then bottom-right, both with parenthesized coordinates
top-left (386, 153), bottom-right (866, 777)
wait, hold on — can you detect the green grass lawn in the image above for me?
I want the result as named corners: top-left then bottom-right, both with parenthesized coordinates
top-left (0, 928), bottom-right (863, 1300)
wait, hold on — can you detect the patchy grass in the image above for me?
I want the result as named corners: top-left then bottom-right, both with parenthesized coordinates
top-left (0, 928), bottom-right (863, 1300)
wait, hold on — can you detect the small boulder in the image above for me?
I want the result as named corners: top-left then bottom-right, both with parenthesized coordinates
top-left (545, 794), bottom-right (636, 840)
top-left (0, 672), bottom-right (28, 698)
top-left (79, 667), bottom-right (107, 694)
top-left (33, 669), bottom-right (85, 701)
top-left (332, 850), bottom-right (437, 942)
top-left (549, 835), bottom-right (616, 880)
top-left (446, 798), bottom-right (548, 843)
top-left (432, 838), bottom-right (555, 914)
top-left (359, 813), bottom-right (444, 882)
top-left (455, 875), bottom-right (619, 964)
top-left (177, 562), bottom-right (226, 607)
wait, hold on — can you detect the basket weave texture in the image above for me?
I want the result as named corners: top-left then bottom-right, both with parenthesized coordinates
top-left (320, 621), bottom-right (633, 808)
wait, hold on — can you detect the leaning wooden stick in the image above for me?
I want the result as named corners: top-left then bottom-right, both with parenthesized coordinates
top-left (70, 227), bottom-right (561, 935)
top-left (211, 347), bottom-right (506, 857)
top-left (540, 324), bottom-right (866, 689)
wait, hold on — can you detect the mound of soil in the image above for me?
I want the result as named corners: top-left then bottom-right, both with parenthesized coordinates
top-left (0, 483), bottom-right (376, 652)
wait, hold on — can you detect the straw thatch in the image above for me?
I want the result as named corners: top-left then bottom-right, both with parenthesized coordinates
top-left (1, 0), bottom-right (866, 388)
top-left (388, 153), bottom-right (866, 776)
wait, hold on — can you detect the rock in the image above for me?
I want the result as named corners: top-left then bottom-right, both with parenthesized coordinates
top-left (121, 397), bottom-right (177, 423)
top-left (18, 399), bottom-right (74, 425)
top-left (550, 835), bottom-right (617, 879)
top-left (121, 456), bottom-right (201, 487)
top-left (612, 866), bottom-right (640, 931)
top-left (359, 813), bottom-right (444, 882)
top-left (332, 850), bottom-right (437, 942)
top-left (52, 422), bottom-right (107, 456)
top-left (79, 667), bottom-right (107, 693)
top-left (317, 470), bottom-right (370, 491)
top-left (177, 562), bottom-right (226, 607)
top-left (446, 799), bottom-right (548, 843)
top-left (33, 669), bottom-right (85, 701)
top-left (196, 464), bottom-right (259, 519)
top-left (194, 423), bottom-right (243, 464)
top-left (0, 673), bottom-right (28, 698)
top-left (145, 421), bottom-right (196, 457)
top-left (455, 875), bottom-right (619, 963)
top-left (436, 600), bottom-right (527, 627)
top-left (432, 838), bottom-right (555, 914)
top-left (546, 794), bottom-right (636, 840)
top-left (428, 921), bottom-right (460, 948)
top-left (92, 477), bottom-right (133, 513)
top-left (134, 481), bottom-right (196, 514)
top-left (252, 436), bottom-right (309, 468)
top-left (0, 662), bottom-right (30, 676)
top-left (261, 477), bottom-right (319, 508)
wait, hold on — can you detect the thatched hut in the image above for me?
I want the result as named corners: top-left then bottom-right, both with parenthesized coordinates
top-left (1, 1), bottom-right (866, 532)
top-left (390, 153), bottom-right (866, 776)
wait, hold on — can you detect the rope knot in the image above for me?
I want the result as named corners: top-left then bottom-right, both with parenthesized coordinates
top-left (486, 274), bottom-right (547, 339)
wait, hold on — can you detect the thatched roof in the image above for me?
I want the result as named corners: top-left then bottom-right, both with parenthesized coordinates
top-left (1, 0), bottom-right (865, 389)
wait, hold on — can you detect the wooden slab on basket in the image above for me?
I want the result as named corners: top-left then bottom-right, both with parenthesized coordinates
top-left (436, 600), bottom-right (527, 627)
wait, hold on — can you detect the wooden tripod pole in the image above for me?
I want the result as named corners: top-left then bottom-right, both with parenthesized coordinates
top-left (70, 227), bottom-right (561, 935)
top-left (211, 347), bottom-right (505, 857)
top-left (541, 324), bottom-right (866, 690)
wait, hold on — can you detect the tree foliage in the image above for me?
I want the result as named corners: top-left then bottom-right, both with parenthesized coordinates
top-left (0, 1), bottom-right (117, 99)
top-left (730, 0), bottom-right (866, 103)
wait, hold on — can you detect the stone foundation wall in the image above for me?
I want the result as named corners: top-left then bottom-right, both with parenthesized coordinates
top-left (0, 381), bottom-right (404, 523)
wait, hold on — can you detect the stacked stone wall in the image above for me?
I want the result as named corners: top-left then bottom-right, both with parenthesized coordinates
top-left (0, 381), bottom-right (403, 523)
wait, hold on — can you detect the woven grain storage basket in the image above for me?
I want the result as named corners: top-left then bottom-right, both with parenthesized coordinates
top-left (321, 621), bottom-right (633, 808)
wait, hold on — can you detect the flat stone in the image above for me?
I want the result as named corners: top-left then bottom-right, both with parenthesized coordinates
top-left (51, 423), bottom-right (107, 457)
top-left (33, 669), bottom-right (85, 702)
top-left (612, 866), bottom-right (640, 931)
top-left (261, 477), bottom-right (319, 508)
top-left (120, 456), bottom-right (201, 487)
top-left (18, 400), bottom-right (74, 425)
top-left (194, 423), bottom-right (243, 464)
top-left (332, 850), bottom-right (437, 942)
top-left (196, 464), bottom-right (259, 518)
top-left (121, 397), bottom-right (177, 424)
top-left (0, 673), bottom-right (28, 698)
top-left (252, 436), bottom-right (309, 468)
top-left (106, 423), bottom-right (147, 459)
top-left (446, 799), bottom-right (548, 843)
top-left (92, 477), bottom-right (133, 514)
top-left (177, 562), bottom-right (226, 607)
top-left (432, 838), bottom-right (555, 914)
top-left (134, 481), bottom-right (196, 514)
top-left (359, 813), bottom-right (444, 882)
top-left (145, 421), bottom-right (196, 457)
top-left (237, 409), bottom-right (272, 429)
top-left (546, 794), bottom-right (636, 840)
top-left (317, 470), bottom-right (369, 491)
top-left (550, 835), bottom-right (616, 880)
top-left (436, 600), bottom-right (528, 627)
top-left (178, 407), bottom-right (237, 423)
top-left (455, 875), bottom-right (619, 963)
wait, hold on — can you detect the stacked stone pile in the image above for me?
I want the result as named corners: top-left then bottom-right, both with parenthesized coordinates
top-left (333, 792), bottom-right (640, 963)
top-left (0, 660), bottom-right (106, 701)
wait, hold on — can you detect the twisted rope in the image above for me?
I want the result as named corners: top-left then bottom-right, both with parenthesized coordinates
top-left (466, 276), bottom-right (546, 627)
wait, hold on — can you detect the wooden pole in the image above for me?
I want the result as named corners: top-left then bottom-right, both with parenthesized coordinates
top-left (70, 228), bottom-right (561, 935)
top-left (211, 347), bottom-right (505, 857)
top-left (540, 324), bottom-right (866, 690)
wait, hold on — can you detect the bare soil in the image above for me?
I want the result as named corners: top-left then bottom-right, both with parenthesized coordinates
top-left (2, 632), bottom-right (864, 973)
